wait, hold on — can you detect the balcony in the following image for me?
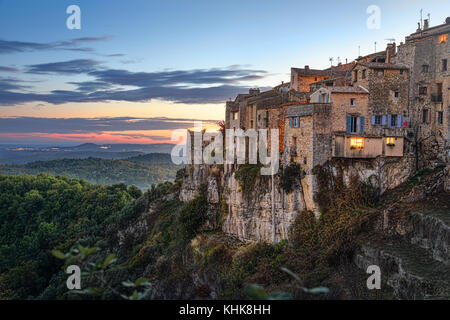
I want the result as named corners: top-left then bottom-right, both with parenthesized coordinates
top-left (332, 135), bottom-right (403, 158)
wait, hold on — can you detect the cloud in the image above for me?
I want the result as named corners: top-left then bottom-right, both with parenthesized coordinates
top-left (0, 116), bottom-right (213, 134)
top-left (0, 62), bottom-right (268, 105)
top-left (0, 77), bottom-right (31, 91)
top-left (0, 36), bottom-right (111, 54)
top-left (26, 59), bottom-right (102, 75)
top-left (67, 81), bottom-right (113, 92)
top-left (0, 66), bottom-right (19, 72)
top-left (88, 67), bottom-right (266, 87)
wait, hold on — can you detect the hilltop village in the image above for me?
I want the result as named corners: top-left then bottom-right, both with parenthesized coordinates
top-left (181, 18), bottom-right (450, 243)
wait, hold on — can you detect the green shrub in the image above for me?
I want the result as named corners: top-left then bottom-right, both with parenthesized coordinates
top-left (280, 163), bottom-right (304, 193)
top-left (178, 184), bottom-right (208, 241)
top-left (234, 164), bottom-right (261, 194)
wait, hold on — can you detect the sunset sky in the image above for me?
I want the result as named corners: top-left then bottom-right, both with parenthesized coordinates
top-left (1, 0), bottom-right (449, 145)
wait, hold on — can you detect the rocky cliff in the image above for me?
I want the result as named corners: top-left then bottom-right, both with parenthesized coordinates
top-left (180, 156), bottom-right (414, 243)
top-left (355, 167), bottom-right (449, 299)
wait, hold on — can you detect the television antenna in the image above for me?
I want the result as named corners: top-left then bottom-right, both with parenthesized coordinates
top-left (385, 38), bottom-right (395, 43)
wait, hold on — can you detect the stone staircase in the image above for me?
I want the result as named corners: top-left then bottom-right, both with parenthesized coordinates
top-left (355, 208), bottom-right (450, 299)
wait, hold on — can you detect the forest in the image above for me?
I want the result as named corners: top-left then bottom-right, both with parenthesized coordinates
top-left (0, 154), bottom-right (180, 189)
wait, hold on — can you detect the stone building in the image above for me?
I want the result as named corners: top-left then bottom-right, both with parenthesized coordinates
top-left (393, 18), bottom-right (450, 168)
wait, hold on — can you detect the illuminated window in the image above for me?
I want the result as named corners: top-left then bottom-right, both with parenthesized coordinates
top-left (386, 137), bottom-right (395, 146)
top-left (232, 111), bottom-right (238, 120)
top-left (350, 137), bottom-right (364, 149)
top-left (439, 34), bottom-right (447, 43)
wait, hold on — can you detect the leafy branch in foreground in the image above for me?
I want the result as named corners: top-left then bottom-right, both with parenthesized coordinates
top-left (52, 245), bottom-right (152, 300)
top-left (244, 267), bottom-right (329, 300)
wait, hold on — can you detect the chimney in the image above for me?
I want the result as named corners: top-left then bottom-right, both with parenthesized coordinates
top-left (446, 17), bottom-right (450, 24)
top-left (249, 88), bottom-right (260, 95)
top-left (304, 65), bottom-right (310, 70)
top-left (386, 42), bottom-right (396, 64)
top-left (424, 19), bottom-right (429, 29)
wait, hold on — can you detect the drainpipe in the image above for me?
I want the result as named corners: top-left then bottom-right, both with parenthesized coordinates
top-left (271, 163), bottom-right (276, 243)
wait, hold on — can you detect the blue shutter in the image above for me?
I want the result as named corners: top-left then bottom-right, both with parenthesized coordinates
top-left (371, 115), bottom-right (376, 125)
top-left (397, 115), bottom-right (402, 128)
top-left (388, 114), bottom-right (392, 127)
top-left (318, 94), bottom-right (322, 103)
top-left (382, 115), bottom-right (386, 126)
top-left (296, 117), bottom-right (300, 127)
top-left (360, 116), bottom-right (365, 134)
top-left (346, 115), bottom-right (351, 134)
top-left (325, 93), bottom-right (329, 103)
top-left (289, 117), bottom-right (292, 128)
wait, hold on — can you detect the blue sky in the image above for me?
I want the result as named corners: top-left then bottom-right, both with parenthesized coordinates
top-left (0, 0), bottom-right (449, 144)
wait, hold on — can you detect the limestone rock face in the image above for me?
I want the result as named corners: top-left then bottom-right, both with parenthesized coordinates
top-left (179, 165), bottom-right (208, 202)
top-left (179, 156), bottom-right (415, 243)
top-left (222, 172), bottom-right (302, 243)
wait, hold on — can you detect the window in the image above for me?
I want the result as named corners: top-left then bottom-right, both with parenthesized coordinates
top-left (289, 117), bottom-right (299, 128)
top-left (438, 111), bottom-right (443, 125)
top-left (232, 112), bottom-right (238, 120)
top-left (265, 111), bottom-right (269, 127)
top-left (377, 70), bottom-right (384, 77)
top-left (350, 137), bottom-right (364, 149)
top-left (422, 109), bottom-right (429, 124)
top-left (419, 86), bottom-right (428, 95)
top-left (440, 34), bottom-right (447, 43)
top-left (394, 91), bottom-right (399, 98)
top-left (400, 70), bottom-right (404, 75)
top-left (350, 98), bottom-right (356, 106)
top-left (386, 137), bottom-right (395, 146)
top-left (362, 69), bottom-right (366, 79)
top-left (443, 59), bottom-right (448, 72)
top-left (350, 116), bottom-right (358, 133)
top-left (291, 137), bottom-right (297, 155)
top-left (390, 114), bottom-right (398, 127)
top-left (353, 70), bottom-right (358, 82)
top-left (422, 64), bottom-right (429, 73)
top-left (374, 115), bottom-right (382, 125)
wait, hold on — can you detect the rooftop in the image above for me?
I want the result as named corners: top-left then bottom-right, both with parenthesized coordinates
top-left (357, 62), bottom-right (408, 70)
top-left (291, 66), bottom-right (330, 76)
top-left (328, 86), bottom-right (368, 94)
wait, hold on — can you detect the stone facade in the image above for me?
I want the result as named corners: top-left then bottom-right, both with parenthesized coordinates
top-left (393, 20), bottom-right (450, 168)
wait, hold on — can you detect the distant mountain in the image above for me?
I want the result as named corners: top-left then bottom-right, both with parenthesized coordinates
top-left (64, 143), bottom-right (175, 153)
top-left (0, 143), bottom-right (176, 165)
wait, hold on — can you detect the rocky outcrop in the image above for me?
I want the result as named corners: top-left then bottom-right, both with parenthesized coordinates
top-left (408, 211), bottom-right (449, 265)
top-left (355, 168), bottom-right (450, 299)
top-left (355, 239), bottom-right (450, 299)
top-left (222, 172), bottom-right (300, 243)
